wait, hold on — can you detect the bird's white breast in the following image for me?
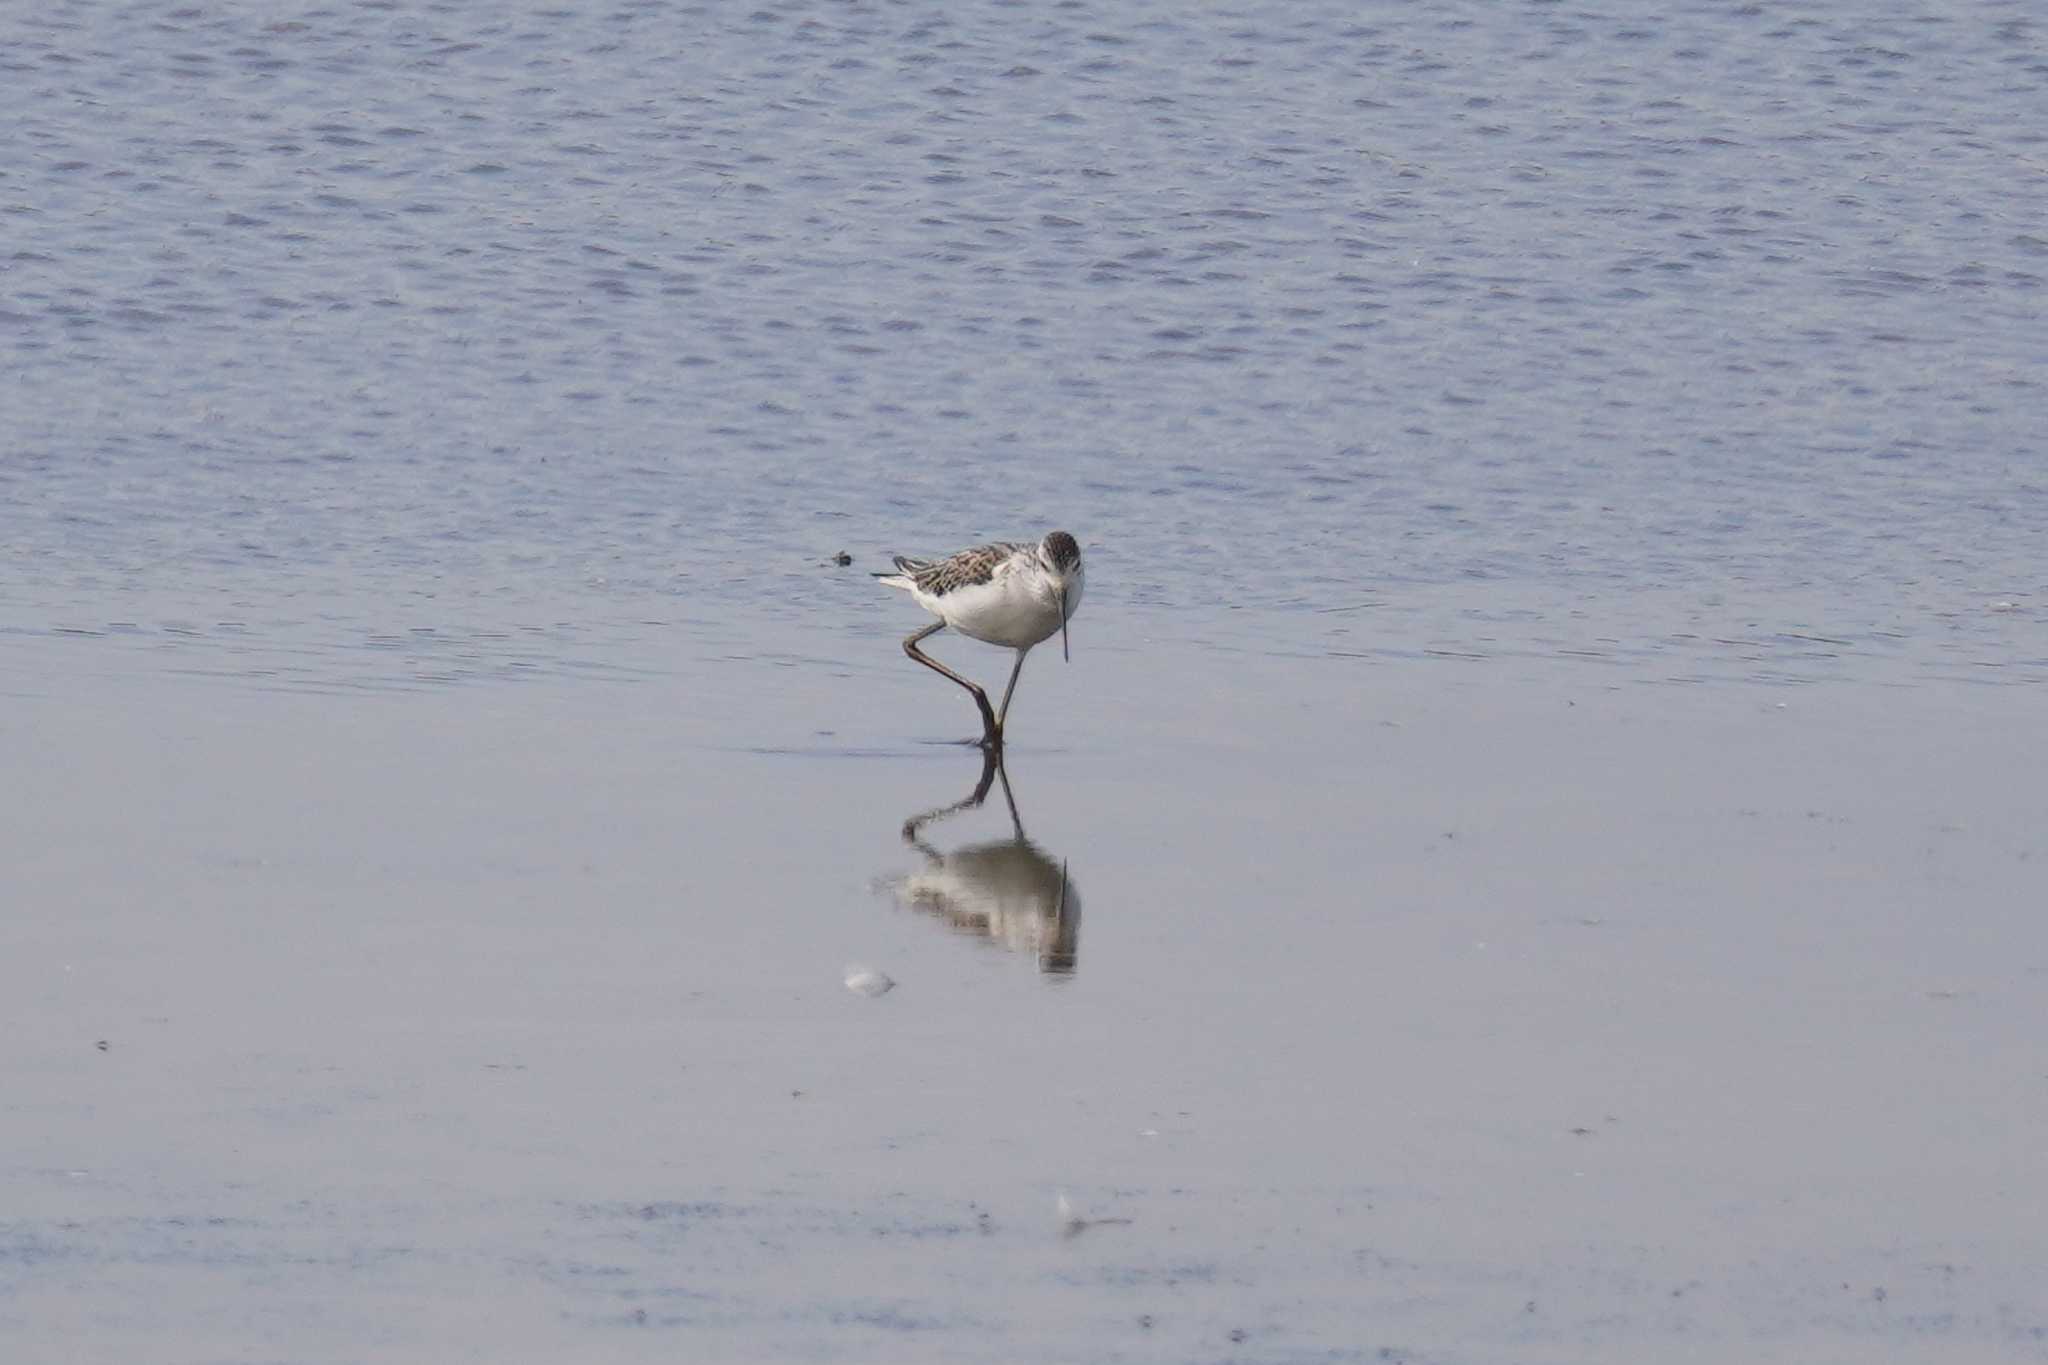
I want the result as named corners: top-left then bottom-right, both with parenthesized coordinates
top-left (917, 560), bottom-right (1071, 649)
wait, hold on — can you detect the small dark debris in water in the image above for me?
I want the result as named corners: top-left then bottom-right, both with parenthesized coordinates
top-left (1570, 1126), bottom-right (1593, 1136)
top-left (1138, 1313), bottom-right (1155, 1330)
top-left (832, 551), bottom-right (853, 566)
top-left (631, 1308), bottom-right (648, 1325)
top-left (1229, 1328), bottom-right (1247, 1344)
top-left (1873, 1286), bottom-right (1887, 1302)
top-left (1056, 1192), bottom-right (1132, 1238)
top-left (791, 1089), bottom-right (804, 1098)
top-left (1524, 1299), bottom-right (1537, 1313)
top-left (95, 1040), bottom-right (109, 1052)
top-left (638, 1202), bottom-right (724, 1221)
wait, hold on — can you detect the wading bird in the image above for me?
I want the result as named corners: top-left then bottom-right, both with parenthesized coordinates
top-left (875, 531), bottom-right (1084, 748)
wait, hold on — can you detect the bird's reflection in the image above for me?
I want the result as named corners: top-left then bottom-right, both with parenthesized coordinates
top-left (887, 751), bottom-right (1080, 974)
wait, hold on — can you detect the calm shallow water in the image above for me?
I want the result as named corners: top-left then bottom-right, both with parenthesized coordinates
top-left (4, 2), bottom-right (2046, 1361)
top-left (9, 665), bottom-right (2045, 1363)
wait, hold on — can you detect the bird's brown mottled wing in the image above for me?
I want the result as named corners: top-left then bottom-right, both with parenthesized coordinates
top-left (911, 542), bottom-right (1028, 597)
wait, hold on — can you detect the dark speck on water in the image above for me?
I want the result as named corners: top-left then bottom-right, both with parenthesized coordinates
top-left (3, 2), bottom-right (2045, 1362)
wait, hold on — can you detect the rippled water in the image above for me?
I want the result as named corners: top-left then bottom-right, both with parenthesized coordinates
top-left (7, 0), bottom-right (2044, 688)
top-left (6, 5), bottom-right (2047, 1362)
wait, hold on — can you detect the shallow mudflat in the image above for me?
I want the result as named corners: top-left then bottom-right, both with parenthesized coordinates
top-left (5, 604), bottom-right (2043, 1362)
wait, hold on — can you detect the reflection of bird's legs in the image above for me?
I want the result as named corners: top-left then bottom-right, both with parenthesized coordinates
top-left (901, 748), bottom-right (1001, 848)
top-left (993, 759), bottom-right (1025, 841)
top-left (994, 647), bottom-right (1030, 733)
top-left (904, 622), bottom-right (1000, 747)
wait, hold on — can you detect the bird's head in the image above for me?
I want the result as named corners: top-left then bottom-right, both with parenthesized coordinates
top-left (1038, 531), bottom-right (1082, 661)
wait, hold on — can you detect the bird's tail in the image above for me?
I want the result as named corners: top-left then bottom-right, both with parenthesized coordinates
top-left (872, 554), bottom-right (930, 591)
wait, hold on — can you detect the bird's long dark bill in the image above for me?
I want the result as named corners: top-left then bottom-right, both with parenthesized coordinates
top-left (1060, 589), bottom-right (1070, 661)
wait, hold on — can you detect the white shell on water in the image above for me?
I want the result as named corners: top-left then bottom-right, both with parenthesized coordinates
top-left (843, 964), bottom-right (895, 997)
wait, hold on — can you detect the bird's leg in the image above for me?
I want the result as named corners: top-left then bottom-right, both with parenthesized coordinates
top-left (904, 622), bottom-right (1000, 746)
top-left (994, 647), bottom-right (1030, 732)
